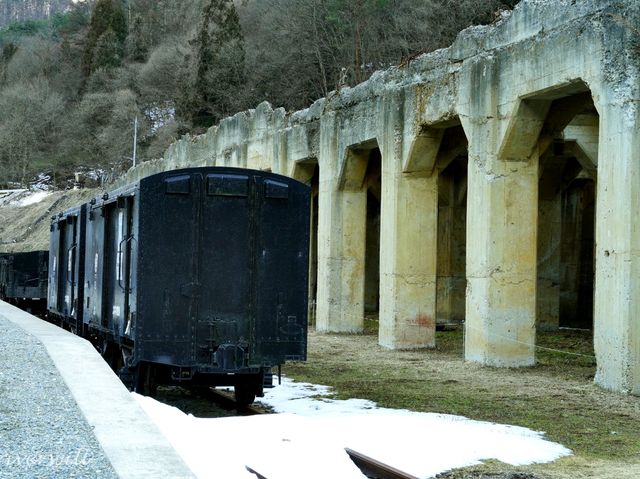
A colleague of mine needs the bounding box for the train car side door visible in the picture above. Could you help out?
[48,222,60,311]
[58,214,78,317]
[102,197,134,337]
[85,204,105,328]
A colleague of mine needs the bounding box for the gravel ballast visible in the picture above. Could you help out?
[0,315,117,479]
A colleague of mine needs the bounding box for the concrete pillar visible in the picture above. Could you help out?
[593,99,640,394]
[560,179,595,328]
[450,198,468,323]
[364,192,380,312]
[437,162,468,325]
[315,115,368,332]
[379,173,438,348]
[315,166,367,332]
[379,102,439,349]
[461,91,543,366]
[309,190,318,325]
[437,174,456,324]
[291,160,319,326]
[536,195,561,330]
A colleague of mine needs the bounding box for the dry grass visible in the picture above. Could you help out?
[0,189,97,253]
[284,325,640,478]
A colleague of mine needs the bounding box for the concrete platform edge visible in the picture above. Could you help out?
[0,301,196,479]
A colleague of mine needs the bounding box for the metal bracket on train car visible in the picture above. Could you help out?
[170,367,193,381]
[117,235,134,292]
[66,244,77,285]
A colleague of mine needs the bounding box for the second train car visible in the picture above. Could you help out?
[0,250,49,312]
[48,167,310,404]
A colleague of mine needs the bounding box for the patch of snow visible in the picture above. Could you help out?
[146,102,176,134]
[30,173,52,191]
[133,377,571,479]
[10,190,51,207]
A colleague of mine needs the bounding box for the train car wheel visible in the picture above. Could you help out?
[118,366,137,391]
[135,362,158,397]
[234,383,256,407]
[101,342,122,371]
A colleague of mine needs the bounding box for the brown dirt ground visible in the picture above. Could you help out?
[284,327,640,479]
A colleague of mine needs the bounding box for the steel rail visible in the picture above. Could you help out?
[199,387,268,415]
[345,447,419,479]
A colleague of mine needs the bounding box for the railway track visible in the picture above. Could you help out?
[345,448,419,479]
[208,393,418,479]
[152,385,269,418]
[204,387,269,415]
[246,449,419,479]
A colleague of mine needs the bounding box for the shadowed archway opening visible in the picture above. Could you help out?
[364,149,381,314]
[531,86,598,368]
[292,159,319,326]
[435,125,468,328]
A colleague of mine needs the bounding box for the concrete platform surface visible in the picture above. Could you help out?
[0,300,196,479]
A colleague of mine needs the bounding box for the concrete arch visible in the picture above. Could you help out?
[114,1,640,394]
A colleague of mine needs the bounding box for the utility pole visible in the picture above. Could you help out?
[132,115,138,167]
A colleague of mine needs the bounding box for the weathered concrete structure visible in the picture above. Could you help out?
[117,0,640,395]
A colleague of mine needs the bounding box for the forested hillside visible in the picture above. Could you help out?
[0,0,72,28]
[0,0,518,188]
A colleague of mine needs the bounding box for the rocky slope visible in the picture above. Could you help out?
[0,188,97,253]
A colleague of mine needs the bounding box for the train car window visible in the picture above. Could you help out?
[264,179,289,199]
[164,175,191,195]
[207,174,248,197]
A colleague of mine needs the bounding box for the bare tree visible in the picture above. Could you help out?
[0,76,64,185]
[239,0,515,110]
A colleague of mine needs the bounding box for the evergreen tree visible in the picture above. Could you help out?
[183,0,246,129]
[93,28,124,70]
[0,42,17,85]
[127,14,148,63]
[82,0,127,79]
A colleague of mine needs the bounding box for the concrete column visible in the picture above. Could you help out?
[537,195,561,330]
[450,198,468,323]
[436,163,467,326]
[379,97,439,349]
[315,175,367,332]
[559,180,595,328]
[364,195,380,312]
[461,94,542,366]
[315,116,367,332]
[437,176,455,324]
[593,99,640,394]
[379,172,438,348]
[290,160,319,326]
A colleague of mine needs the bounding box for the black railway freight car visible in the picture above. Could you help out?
[0,250,49,312]
[48,167,310,404]
[48,204,86,329]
